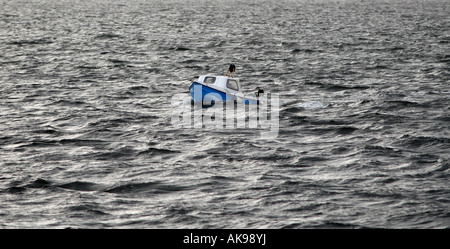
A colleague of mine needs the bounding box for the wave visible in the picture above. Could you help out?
[396,135,450,149]
[57,181,102,191]
[67,204,109,216]
[50,99,88,106]
[138,147,180,156]
[5,178,52,194]
[95,33,124,39]
[359,144,403,158]
[18,140,59,148]
[104,181,187,194]
[7,37,54,46]
[4,178,189,196]
[336,126,358,135]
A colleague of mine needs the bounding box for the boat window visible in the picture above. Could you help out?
[227,79,239,91]
[204,77,216,84]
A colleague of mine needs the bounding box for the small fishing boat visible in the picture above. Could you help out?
[189,65,264,107]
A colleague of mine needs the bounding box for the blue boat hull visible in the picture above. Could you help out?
[189,82,259,107]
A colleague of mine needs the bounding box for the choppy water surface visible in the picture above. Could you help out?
[0,0,449,228]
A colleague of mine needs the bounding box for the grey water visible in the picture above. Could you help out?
[0,0,449,228]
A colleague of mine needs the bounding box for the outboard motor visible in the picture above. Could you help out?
[255,87,264,98]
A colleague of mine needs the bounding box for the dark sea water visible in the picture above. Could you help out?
[1,0,449,229]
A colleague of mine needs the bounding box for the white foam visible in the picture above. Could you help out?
[298,101,328,109]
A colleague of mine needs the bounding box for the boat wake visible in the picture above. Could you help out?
[298,100,329,109]
[280,99,329,109]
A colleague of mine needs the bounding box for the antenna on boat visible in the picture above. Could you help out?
[225,64,235,78]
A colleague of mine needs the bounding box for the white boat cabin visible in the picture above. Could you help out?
[197,75,241,93]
